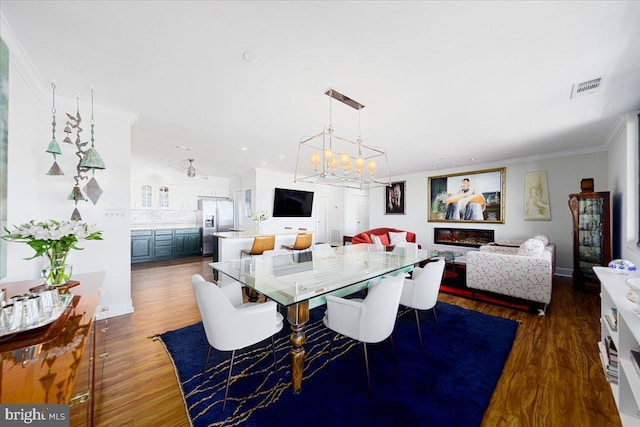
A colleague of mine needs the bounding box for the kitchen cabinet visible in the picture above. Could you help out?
[131,230,153,263]
[131,228,201,263]
[154,229,174,259]
[568,179,611,291]
[174,229,202,257]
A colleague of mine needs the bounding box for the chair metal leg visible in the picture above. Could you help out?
[389,334,398,367]
[414,309,424,349]
[431,307,440,334]
[363,342,372,396]
[223,350,236,411]
[203,345,213,374]
[271,336,278,375]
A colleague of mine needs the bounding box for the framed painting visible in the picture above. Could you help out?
[0,38,8,279]
[524,170,551,220]
[385,181,405,215]
[428,167,505,223]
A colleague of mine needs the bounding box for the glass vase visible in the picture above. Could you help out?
[256,222,263,235]
[42,256,73,287]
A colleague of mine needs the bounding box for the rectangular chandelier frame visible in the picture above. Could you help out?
[294,89,391,190]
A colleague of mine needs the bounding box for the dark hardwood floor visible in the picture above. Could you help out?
[94,257,621,426]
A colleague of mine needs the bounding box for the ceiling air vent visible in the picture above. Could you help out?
[570,76,603,99]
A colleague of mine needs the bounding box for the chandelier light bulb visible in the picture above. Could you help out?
[344,159,352,172]
[324,148,333,163]
[329,157,338,170]
[310,152,321,168]
[367,160,377,174]
[355,156,365,172]
[340,152,350,167]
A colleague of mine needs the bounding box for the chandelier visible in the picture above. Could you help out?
[294,89,390,189]
[187,159,196,177]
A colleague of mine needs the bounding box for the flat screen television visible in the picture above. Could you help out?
[273,188,314,217]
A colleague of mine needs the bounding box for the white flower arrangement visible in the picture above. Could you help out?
[250,209,269,223]
[2,220,103,285]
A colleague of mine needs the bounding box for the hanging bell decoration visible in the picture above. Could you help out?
[45,82,64,175]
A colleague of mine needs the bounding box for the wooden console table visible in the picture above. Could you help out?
[0,272,105,426]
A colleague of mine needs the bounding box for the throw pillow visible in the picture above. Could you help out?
[373,233,390,246]
[370,234,385,250]
[517,238,545,257]
[389,231,408,245]
[359,233,372,244]
[534,234,549,246]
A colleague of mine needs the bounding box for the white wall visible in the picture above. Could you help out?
[229,168,346,241]
[369,151,609,274]
[0,25,136,319]
[609,112,640,267]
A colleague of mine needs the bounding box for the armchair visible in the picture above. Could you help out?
[322,274,405,394]
[466,239,555,314]
[192,274,284,410]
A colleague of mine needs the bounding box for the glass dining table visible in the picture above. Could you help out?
[211,244,430,393]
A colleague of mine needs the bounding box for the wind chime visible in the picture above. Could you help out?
[45,82,106,220]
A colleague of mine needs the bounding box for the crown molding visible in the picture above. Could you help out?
[0,12,47,101]
[603,115,627,150]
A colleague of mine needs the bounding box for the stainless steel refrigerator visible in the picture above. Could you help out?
[197,197,234,256]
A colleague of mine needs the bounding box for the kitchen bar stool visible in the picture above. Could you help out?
[240,235,275,301]
[281,233,313,262]
[241,235,276,259]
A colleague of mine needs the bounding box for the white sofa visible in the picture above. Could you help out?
[466,237,555,314]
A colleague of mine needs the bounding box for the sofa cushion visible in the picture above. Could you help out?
[517,238,545,257]
[534,234,549,246]
[370,234,384,249]
[389,231,408,245]
[371,233,390,246]
[359,233,372,244]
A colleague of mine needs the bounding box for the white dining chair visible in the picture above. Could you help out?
[399,259,445,348]
[322,273,405,394]
[312,243,337,260]
[191,274,284,411]
[263,248,296,267]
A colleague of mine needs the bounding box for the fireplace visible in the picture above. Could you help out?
[434,227,495,248]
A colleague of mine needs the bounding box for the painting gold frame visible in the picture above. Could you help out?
[428,167,506,224]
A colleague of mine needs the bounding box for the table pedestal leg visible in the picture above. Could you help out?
[244,287,259,302]
[287,301,309,394]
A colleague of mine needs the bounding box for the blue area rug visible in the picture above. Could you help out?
[158,302,518,427]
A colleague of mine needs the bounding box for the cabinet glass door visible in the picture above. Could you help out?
[577,196,604,279]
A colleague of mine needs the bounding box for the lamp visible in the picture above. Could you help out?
[294,89,390,189]
[187,159,196,177]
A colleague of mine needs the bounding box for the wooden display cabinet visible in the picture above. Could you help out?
[568,181,611,291]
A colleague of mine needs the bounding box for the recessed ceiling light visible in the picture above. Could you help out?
[279,155,285,158]
[242,51,257,63]
[469,158,475,161]
[241,147,248,151]
[173,144,192,151]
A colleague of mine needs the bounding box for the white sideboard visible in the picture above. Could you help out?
[594,267,640,426]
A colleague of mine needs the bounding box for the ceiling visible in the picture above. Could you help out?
[2,1,640,180]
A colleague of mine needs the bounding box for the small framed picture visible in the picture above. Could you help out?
[385,181,406,215]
